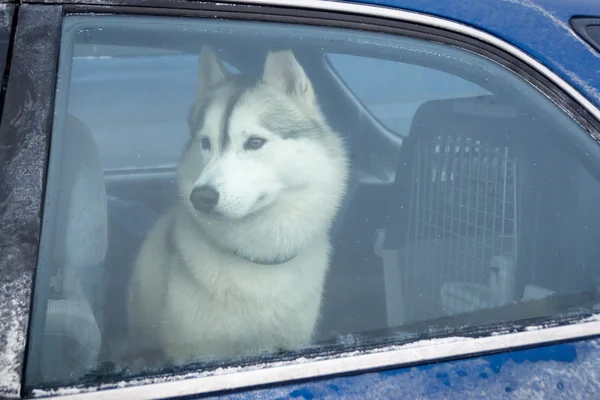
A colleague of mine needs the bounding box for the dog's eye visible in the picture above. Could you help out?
[244,137,266,150]
[201,137,211,150]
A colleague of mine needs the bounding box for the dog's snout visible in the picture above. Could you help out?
[190,185,220,212]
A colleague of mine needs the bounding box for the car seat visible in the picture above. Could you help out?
[39,114,107,383]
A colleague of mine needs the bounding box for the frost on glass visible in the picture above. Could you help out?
[25,14,600,392]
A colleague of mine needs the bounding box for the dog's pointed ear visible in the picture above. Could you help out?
[189,46,227,133]
[262,50,315,106]
[197,45,227,94]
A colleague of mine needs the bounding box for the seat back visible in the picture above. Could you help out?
[40,114,108,382]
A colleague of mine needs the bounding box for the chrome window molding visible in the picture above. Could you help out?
[35,319,600,399]
[24,1,600,398]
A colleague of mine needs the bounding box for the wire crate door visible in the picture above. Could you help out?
[401,135,518,324]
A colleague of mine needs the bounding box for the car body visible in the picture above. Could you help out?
[1,0,600,399]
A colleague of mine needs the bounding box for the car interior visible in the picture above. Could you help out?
[30,18,600,387]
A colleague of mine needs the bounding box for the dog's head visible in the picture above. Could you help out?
[178,46,346,222]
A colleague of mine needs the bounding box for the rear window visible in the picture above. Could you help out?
[326,53,489,136]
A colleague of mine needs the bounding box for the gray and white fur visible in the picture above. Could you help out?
[127,46,349,365]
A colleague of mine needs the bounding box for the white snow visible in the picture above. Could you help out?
[0,274,32,397]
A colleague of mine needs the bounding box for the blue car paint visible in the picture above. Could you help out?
[203,1,600,398]
[354,0,600,108]
[206,337,600,399]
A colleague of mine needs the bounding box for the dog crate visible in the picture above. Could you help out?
[398,134,518,323]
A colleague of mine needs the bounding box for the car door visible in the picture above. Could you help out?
[1,1,600,399]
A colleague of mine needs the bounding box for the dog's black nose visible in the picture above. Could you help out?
[190,185,219,212]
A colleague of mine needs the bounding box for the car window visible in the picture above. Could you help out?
[26,14,600,392]
[69,45,240,172]
[326,53,490,136]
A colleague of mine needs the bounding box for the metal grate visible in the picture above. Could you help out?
[402,135,518,323]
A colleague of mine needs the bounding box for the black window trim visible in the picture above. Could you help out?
[1,0,600,398]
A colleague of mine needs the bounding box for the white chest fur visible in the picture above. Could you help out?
[128,210,331,364]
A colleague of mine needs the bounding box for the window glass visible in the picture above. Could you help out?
[326,53,490,136]
[28,14,600,389]
[69,44,240,171]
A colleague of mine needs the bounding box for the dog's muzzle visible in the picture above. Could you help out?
[190,185,219,213]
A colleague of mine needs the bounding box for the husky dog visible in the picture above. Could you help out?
[127,46,349,364]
